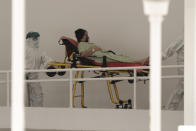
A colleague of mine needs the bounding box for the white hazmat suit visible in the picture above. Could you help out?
[162,35,184,110]
[26,33,52,107]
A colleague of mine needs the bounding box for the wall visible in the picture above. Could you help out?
[0,0,11,70]
[0,0,11,106]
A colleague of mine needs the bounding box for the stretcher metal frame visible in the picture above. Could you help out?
[47,37,149,108]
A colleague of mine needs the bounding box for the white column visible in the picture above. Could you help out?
[179,126,196,131]
[143,1,169,131]
[184,0,196,125]
[11,0,25,131]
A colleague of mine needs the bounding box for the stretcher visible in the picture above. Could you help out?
[47,36,149,109]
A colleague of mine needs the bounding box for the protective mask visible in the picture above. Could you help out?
[33,40,39,47]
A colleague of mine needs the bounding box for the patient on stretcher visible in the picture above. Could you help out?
[75,29,149,65]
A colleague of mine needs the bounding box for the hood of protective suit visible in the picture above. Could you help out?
[25,38,53,70]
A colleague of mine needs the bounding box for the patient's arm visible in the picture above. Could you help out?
[80,47,102,57]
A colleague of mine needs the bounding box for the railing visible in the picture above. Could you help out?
[0,65,183,109]
[0,71,11,107]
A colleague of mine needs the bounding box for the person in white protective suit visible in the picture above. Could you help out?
[25,32,52,107]
[162,35,184,110]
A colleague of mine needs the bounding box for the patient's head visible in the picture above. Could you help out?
[75,28,89,42]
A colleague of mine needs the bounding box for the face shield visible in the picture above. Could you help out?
[26,32,40,48]
[32,37,40,48]
[26,37,40,48]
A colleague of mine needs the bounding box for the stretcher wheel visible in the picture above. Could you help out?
[128,99,132,109]
[46,66,57,77]
[116,105,120,109]
[124,104,128,109]
[82,105,87,108]
[58,72,66,76]
[57,66,66,76]
[128,99,132,105]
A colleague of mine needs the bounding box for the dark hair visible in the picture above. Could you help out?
[75,28,86,42]
[26,32,40,39]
